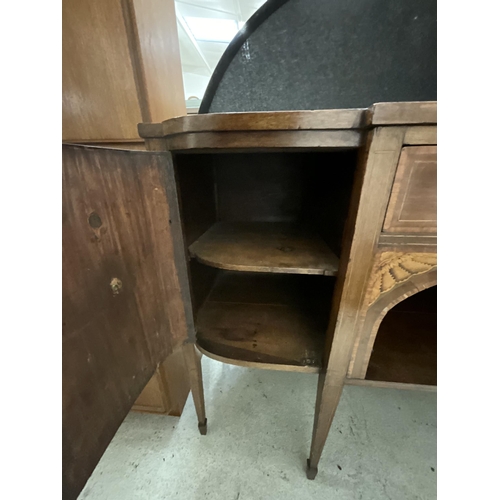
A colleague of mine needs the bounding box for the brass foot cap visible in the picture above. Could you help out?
[306,459,318,480]
[198,418,207,435]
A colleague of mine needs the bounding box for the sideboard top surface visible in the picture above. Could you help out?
[138,101,437,145]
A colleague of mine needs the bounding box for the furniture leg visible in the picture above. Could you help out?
[183,342,207,435]
[307,372,345,479]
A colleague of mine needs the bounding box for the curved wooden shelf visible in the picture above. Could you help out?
[196,344,320,373]
[188,222,339,276]
[195,272,333,371]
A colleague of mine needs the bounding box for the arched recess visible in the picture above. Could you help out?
[349,268,437,380]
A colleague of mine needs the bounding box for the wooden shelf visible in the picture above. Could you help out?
[195,272,334,371]
[188,221,339,276]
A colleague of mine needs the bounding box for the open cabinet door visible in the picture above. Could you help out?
[62,145,194,499]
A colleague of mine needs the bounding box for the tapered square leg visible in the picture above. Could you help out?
[307,372,345,478]
[183,343,207,435]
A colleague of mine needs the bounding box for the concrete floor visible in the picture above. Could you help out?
[79,357,436,500]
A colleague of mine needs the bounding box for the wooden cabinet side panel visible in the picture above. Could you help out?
[132,371,168,412]
[62,145,189,499]
[159,346,191,416]
[132,345,191,415]
[132,0,187,122]
[62,0,144,141]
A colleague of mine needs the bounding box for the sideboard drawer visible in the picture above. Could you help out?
[383,146,437,234]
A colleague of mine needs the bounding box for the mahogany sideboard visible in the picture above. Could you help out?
[62,101,436,496]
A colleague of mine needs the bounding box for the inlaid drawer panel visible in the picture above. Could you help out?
[383,146,437,234]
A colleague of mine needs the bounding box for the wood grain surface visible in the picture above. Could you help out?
[383,146,437,233]
[369,101,437,125]
[63,0,143,140]
[63,0,185,142]
[189,222,340,276]
[162,130,362,151]
[132,345,191,415]
[138,108,367,137]
[196,272,334,369]
[62,145,190,499]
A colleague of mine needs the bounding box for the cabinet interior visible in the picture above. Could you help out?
[174,149,358,370]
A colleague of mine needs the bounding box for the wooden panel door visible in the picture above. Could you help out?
[62,145,193,499]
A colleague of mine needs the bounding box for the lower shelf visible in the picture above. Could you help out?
[195,272,334,372]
